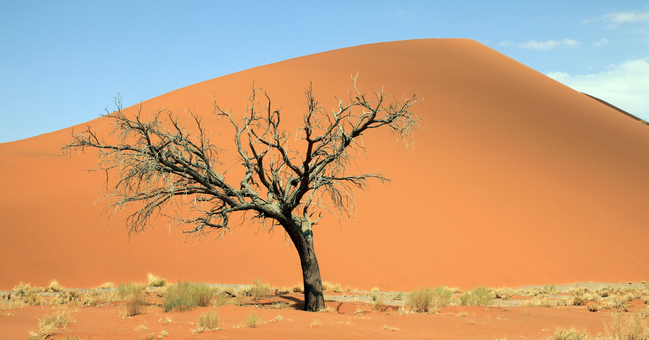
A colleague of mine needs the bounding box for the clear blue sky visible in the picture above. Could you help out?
[1,1,648,143]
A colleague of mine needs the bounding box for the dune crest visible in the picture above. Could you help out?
[1,39,648,291]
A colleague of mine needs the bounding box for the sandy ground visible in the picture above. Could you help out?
[2,282,649,339]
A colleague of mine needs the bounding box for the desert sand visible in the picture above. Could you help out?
[1,38,648,294]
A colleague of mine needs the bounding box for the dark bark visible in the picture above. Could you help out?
[282,216,325,311]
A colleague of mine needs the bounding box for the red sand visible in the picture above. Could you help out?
[0,302,624,340]
[1,39,648,292]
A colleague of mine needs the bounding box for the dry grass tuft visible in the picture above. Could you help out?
[407,286,453,312]
[118,283,147,317]
[373,294,385,310]
[522,297,553,308]
[460,287,493,306]
[603,295,629,312]
[29,309,75,339]
[606,312,649,340]
[24,289,44,306]
[196,311,219,332]
[553,328,589,340]
[45,280,65,292]
[163,281,213,312]
[249,278,274,300]
[291,283,304,294]
[491,287,514,300]
[97,282,115,289]
[147,273,167,287]
[542,283,558,295]
[245,311,262,328]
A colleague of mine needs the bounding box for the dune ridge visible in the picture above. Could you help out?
[1,39,648,291]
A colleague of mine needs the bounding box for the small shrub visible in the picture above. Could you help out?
[460,287,493,306]
[553,327,589,340]
[393,292,404,301]
[119,283,147,317]
[407,286,453,312]
[29,310,74,339]
[245,311,261,328]
[332,283,343,293]
[587,302,599,312]
[24,289,44,306]
[147,273,167,287]
[45,280,65,292]
[607,312,649,340]
[163,281,213,312]
[249,278,273,300]
[197,311,219,331]
[369,292,378,301]
[571,295,586,306]
[603,296,629,312]
[373,295,385,310]
[292,284,304,293]
[522,297,553,308]
[213,292,230,307]
[542,283,558,295]
[371,286,380,293]
[491,287,513,300]
[13,282,32,297]
[97,282,115,289]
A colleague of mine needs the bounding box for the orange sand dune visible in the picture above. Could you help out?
[1,39,648,291]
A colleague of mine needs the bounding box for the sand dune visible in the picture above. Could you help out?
[1,39,648,291]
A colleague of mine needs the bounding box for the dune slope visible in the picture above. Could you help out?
[1,39,648,291]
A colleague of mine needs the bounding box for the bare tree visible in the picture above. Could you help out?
[64,76,421,311]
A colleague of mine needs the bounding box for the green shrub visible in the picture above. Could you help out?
[460,287,493,306]
[406,286,453,312]
[163,281,213,312]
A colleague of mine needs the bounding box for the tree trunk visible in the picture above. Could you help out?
[282,216,325,312]
[299,237,325,311]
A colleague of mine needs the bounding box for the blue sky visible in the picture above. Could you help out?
[1,1,648,143]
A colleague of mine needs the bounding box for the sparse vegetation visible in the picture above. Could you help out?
[373,294,385,310]
[163,281,213,312]
[45,280,65,292]
[249,278,274,299]
[29,309,74,339]
[197,311,220,332]
[245,311,262,328]
[118,283,147,317]
[606,312,649,340]
[460,286,493,306]
[553,328,589,340]
[603,295,629,312]
[407,286,453,312]
[542,283,558,295]
[147,273,167,287]
[491,287,514,300]
[521,297,553,308]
